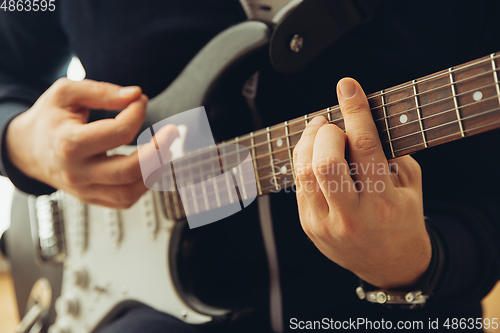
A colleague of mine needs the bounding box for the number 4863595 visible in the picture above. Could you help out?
[1,0,56,11]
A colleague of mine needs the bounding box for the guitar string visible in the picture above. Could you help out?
[162,116,500,218]
[237,68,500,148]
[167,105,500,206]
[158,54,500,217]
[367,67,497,113]
[247,104,500,179]
[250,92,500,166]
[152,55,500,188]
[240,80,499,154]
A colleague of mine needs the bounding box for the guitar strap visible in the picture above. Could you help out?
[241,70,284,332]
[269,0,387,73]
[238,1,385,331]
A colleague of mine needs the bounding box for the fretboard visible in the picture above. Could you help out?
[159,52,500,221]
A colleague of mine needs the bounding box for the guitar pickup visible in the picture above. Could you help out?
[28,191,67,265]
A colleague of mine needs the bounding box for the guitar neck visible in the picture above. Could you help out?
[160,52,500,221]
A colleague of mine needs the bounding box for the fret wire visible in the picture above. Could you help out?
[412,80,428,148]
[368,67,498,114]
[200,174,210,211]
[220,143,235,204]
[196,150,210,211]
[326,107,332,122]
[284,120,296,180]
[381,95,500,145]
[250,132,263,195]
[210,147,222,208]
[178,186,190,217]
[448,68,465,137]
[491,53,500,107]
[234,137,248,200]
[380,82,499,132]
[266,127,279,191]
[380,90,395,158]
[376,81,496,132]
[393,114,500,154]
[366,54,500,112]
[304,114,309,126]
[391,105,500,152]
[187,166,200,214]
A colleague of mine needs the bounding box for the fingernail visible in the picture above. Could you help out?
[338,78,356,98]
[119,86,141,97]
[309,116,327,125]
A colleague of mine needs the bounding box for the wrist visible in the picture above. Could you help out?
[355,219,445,308]
[5,112,36,178]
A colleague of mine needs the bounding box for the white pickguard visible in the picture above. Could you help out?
[49,126,211,333]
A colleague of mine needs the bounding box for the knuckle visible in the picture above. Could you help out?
[60,170,81,186]
[311,157,343,178]
[312,157,331,177]
[295,164,315,183]
[117,190,137,208]
[351,134,378,156]
[57,136,79,160]
[309,221,329,238]
[90,81,109,96]
[343,103,367,116]
[51,78,71,96]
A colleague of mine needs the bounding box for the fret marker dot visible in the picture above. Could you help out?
[280,166,287,175]
[399,114,408,124]
[276,138,283,147]
[473,91,483,101]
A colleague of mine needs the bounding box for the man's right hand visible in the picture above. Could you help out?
[5,78,179,208]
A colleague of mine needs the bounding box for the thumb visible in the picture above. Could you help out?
[53,78,143,110]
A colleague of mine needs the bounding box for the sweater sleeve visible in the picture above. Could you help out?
[425,197,500,304]
[0,10,71,195]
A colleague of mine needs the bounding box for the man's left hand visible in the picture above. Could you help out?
[293,78,431,289]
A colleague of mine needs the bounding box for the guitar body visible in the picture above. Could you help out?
[9,21,273,333]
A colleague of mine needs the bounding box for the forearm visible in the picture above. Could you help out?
[0,100,57,195]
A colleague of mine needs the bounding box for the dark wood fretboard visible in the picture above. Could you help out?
[159,53,500,221]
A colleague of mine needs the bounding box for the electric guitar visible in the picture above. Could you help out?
[8,5,500,333]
